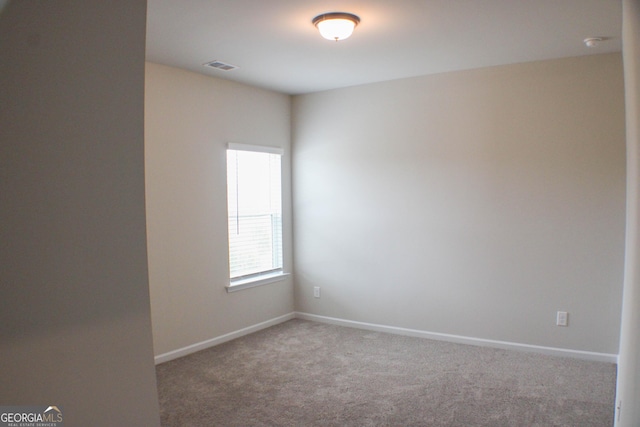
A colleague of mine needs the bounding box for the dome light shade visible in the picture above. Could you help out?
[313,12,360,41]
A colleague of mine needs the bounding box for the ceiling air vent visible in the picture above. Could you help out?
[203,60,238,71]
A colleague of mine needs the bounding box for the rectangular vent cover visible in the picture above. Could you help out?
[203,60,238,71]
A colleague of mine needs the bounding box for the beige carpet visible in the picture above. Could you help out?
[156,319,616,426]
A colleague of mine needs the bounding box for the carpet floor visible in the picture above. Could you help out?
[156,319,616,426]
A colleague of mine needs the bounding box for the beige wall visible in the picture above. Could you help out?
[145,63,294,357]
[293,53,626,355]
[0,1,160,425]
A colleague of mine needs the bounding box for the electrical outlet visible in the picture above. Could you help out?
[313,286,320,298]
[556,311,568,326]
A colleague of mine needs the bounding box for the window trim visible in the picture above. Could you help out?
[225,271,290,293]
[225,142,287,292]
[227,142,284,156]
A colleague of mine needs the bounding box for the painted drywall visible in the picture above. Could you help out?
[293,54,626,354]
[615,0,640,425]
[0,1,160,426]
[145,63,294,356]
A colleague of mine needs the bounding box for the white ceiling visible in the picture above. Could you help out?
[146,0,622,95]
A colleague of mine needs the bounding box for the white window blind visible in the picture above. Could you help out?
[226,144,283,280]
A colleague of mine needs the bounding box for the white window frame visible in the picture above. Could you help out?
[225,143,288,292]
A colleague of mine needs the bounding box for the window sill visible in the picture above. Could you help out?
[226,272,290,293]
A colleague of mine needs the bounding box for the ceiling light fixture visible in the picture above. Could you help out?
[312,12,360,41]
[583,37,603,47]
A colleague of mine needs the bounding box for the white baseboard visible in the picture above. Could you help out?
[154,312,296,365]
[154,311,618,365]
[295,312,618,364]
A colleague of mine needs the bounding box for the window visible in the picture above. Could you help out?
[226,143,284,290]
